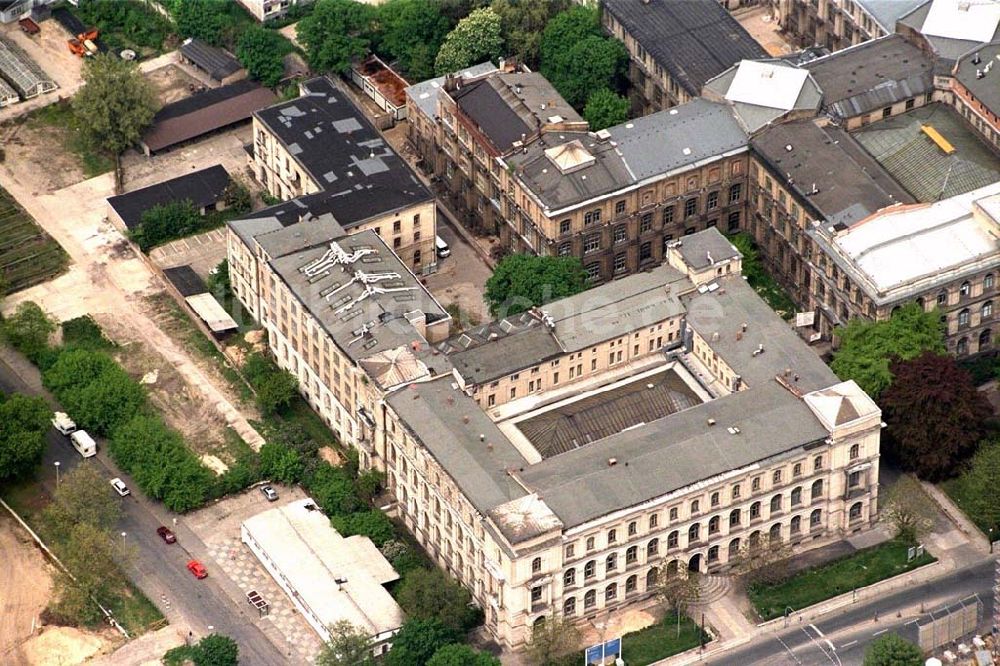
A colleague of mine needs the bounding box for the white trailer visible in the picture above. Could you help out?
[69,430,96,458]
[51,411,77,435]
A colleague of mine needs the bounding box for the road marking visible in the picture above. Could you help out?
[775,635,802,664]
[873,629,889,636]
[840,640,858,649]
[810,623,825,637]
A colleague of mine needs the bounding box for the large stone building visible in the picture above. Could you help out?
[234,0,313,22]
[601,0,768,114]
[380,228,881,647]
[249,77,437,274]
[772,0,925,51]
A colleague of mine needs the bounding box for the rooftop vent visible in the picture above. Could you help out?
[608,457,618,467]
[595,128,612,141]
[682,147,692,156]
[547,115,564,123]
[707,418,716,426]
[544,140,596,175]
[727,426,741,435]
[752,344,765,357]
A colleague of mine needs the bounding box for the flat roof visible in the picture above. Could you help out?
[603,0,768,97]
[899,0,1000,62]
[673,230,742,271]
[163,265,208,297]
[107,165,231,230]
[242,498,403,638]
[954,41,1000,121]
[857,0,928,31]
[386,376,529,515]
[354,56,408,107]
[751,119,913,227]
[185,293,238,333]
[724,60,810,111]
[143,81,276,153]
[404,62,498,121]
[254,77,431,227]
[705,59,823,133]
[179,38,242,81]
[921,0,1000,43]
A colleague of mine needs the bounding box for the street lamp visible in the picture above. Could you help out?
[54,461,60,488]
[121,531,127,557]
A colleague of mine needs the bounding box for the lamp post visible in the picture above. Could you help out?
[54,461,61,488]
[121,531,127,557]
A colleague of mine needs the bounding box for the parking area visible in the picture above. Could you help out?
[0,19,84,123]
[184,484,323,665]
[121,123,253,192]
[149,228,228,279]
[423,212,493,326]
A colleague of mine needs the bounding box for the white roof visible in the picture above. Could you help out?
[832,182,1000,292]
[724,60,810,111]
[921,0,1000,43]
[242,499,404,638]
[804,380,880,431]
[184,294,238,333]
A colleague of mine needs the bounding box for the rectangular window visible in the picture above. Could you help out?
[639,213,652,233]
[663,206,675,225]
[560,219,571,234]
[614,225,627,244]
[558,242,571,256]
[584,234,601,254]
[639,242,652,261]
[614,253,626,273]
[729,183,742,203]
[393,220,401,234]
[707,191,719,210]
[615,200,626,216]
[585,263,601,281]
[684,198,698,218]
[727,210,740,231]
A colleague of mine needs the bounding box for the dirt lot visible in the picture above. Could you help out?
[0,514,53,662]
[145,63,201,107]
[0,111,90,193]
[0,21,84,124]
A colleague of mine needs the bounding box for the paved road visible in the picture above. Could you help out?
[704,559,996,665]
[0,356,289,664]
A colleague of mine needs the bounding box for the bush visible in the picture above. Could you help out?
[242,352,299,414]
[355,469,385,502]
[394,567,481,634]
[259,442,304,484]
[129,200,206,252]
[302,462,363,516]
[385,618,462,666]
[330,509,395,546]
[43,348,144,437]
[61,316,115,351]
[0,393,51,481]
[2,301,55,363]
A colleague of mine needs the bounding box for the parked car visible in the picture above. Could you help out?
[260,485,278,502]
[156,526,176,544]
[187,559,208,579]
[109,477,130,497]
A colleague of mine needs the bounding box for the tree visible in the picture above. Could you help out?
[484,254,588,317]
[237,25,293,87]
[330,509,395,547]
[394,567,480,633]
[297,0,376,74]
[583,88,628,130]
[960,439,1000,535]
[881,351,992,480]
[879,475,937,545]
[654,567,701,617]
[172,0,229,46]
[524,613,581,666]
[254,367,298,414]
[43,348,119,397]
[540,6,627,109]
[70,368,147,435]
[434,7,503,75]
[193,634,239,666]
[385,618,461,666]
[491,0,570,69]
[316,620,375,666]
[130,200,202,252]
[0,394,51,481]
[377,0,451,81]
[303,462,363,516]
[43,464,122,541]
[830,303,945,400]
[863,633,923,666]
[60,522,127,605]
[3,301,54,362]
[354,469,384,502]
[259,442,304,484]
[73,55,157,156]
[428,643,501,666]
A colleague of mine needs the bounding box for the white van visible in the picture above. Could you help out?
[70,430,97,458]
[52,412,77,436]
[435,235,451,258]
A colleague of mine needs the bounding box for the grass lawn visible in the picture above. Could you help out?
[749,540,937,621]
[0,186,68,294]
[25,102,115,178]
[942,475,996,536]
[621,613,708,665]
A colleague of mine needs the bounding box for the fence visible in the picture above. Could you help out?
[912,594,983,653]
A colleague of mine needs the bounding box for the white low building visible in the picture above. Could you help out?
[241,498,404,654]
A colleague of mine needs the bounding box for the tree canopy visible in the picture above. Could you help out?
[376,0,451,81]
[583,88,628,130]
[863,633,923,666]
[170,0,250,50]
[879,475,936,545]
[490,0,570,69]
[955,439,1000,535]
[394,567,481,634]
[540,5,627,109]
[435,7,504,75]
[316,621,374,666]
[830,303,945,399]
[73,55,157,155]
[881,351,992,480]
[525,613,581,666]
[259,442,304,485]
[297,0,375,74]
[428,643,501,666]
[237,25,294,87]
[0,393,51,482]
[43,464,122,541]
[485,254,588,317]
[2,301,54,363]
[384,618,461,666]
[330,509,395,547]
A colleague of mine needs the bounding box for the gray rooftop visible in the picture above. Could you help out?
[858,0,927,31]
[404,62,498,122]
[264,228,448,364]
[179,38,242,82]
[804,35,935,119]
[751,119,913,227]
[444,320,562,386]
[674,230,743,271]
[386,377,529,515]
[899,1,1000,63]
[703,61,824,133]
[954,41,1000,119]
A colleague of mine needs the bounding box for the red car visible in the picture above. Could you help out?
[187,559,208,579]
[156,526,176,544]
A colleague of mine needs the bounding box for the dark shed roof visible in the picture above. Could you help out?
[106,165,231,230]
[180,38,243,82]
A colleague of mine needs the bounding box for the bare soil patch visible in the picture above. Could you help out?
[0,118,86,193]
[144,64,201,107]
[0,514,54,662]
[19,626,110,666]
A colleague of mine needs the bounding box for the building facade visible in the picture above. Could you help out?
[234,0,313,22]
[771,0,925,51]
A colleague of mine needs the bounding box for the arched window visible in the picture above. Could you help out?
[961,281,971,298]
[688,523,700,542]
[769,523,782,542]
[958,337,969,355]
[850,502,863,521]
[667,530,678,548]
[749,530,761,549]
[849,444,860,460]
[708,516,720,534]
[791,486,802,506]
[564,568,575,587]
[690,499,700,514]
[750,501,761,519]
[959,309,970,327]
[626,545,638,565]
[606,553,617,572]
[811,479,824,500]
[666,559,679,575]
[729,509,741,527]
[790,515,802,534]
[770,494,782,514]
[648,538,660,556]
[605,583,617,601]
[584,589,596,608]
[626,575,637,595]
[531,557,541,574]
[646,567,659,590]
[984,301,994,320]
[533,616,545,628]
[584,560,596,579]
[810,508,822,527]
[728,538,740,558]
[586,536,595,551]
[564,597,576,616]
[981,329,992,350]
[708,545,719,562]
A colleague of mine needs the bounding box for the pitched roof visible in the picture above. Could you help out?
[179,38,242,82]
[404,61,498,121]
[106,165,231,230]
[603,0,768,96]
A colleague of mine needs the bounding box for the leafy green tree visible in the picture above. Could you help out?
[316,620,374,666]
[0,394,51,481]
[42,348,119,397]
[377,0,451,81]
[385,618,461,666]
[863,633,923,666]
[525,613,581,666]
[959,439,1000,535]
[583,88,628,130]
[70,368,147,435]
[130,200,202,252]
[330,509,395,546]
[428,643,500,666]
[435,7,503,75]
[303,462,363,516]
[540,5,627,108]
[43,464,123,541]
[830,303,946,399]
[77,0,173,50]
[654,567,701,617]
[259,442,304,484]
[222,179,252,214]
[193,634,239,666]
[491,0,569,69]
[171,0,250,49]
[237,25,293,87]
[2,301,54,362]
[881,351,991,480]
[484,254,588,317]
[394,567,480,633]
[297,0,376,74]
[254,367,298,414]
[354,469,384,502]
[879,475,937,545]
[61,522,126,606]
[73,55,157,156]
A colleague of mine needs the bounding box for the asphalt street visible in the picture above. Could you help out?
[704,558,996,665]
[0,356,289,664]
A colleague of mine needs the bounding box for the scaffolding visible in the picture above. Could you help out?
[0,37,56,100]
